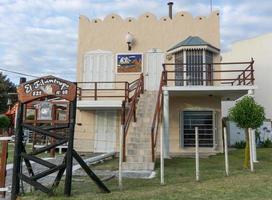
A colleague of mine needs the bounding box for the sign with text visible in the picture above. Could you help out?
[17,76,77,103]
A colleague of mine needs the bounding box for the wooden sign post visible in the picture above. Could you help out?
[11,76,110,200]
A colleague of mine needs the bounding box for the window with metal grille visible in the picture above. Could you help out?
[182,110,214,147]
[186,50,203,86]
[174,50,214,86]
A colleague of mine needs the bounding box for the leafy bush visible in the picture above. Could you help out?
[233,141,246,149]
[0,115,10,129]
[228,96,265,169]
[26,114,35,120]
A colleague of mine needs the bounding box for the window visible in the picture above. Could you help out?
[182,110,214,147]
[174,50,213,86]
[186,50,203,86]
[83,51,114,89]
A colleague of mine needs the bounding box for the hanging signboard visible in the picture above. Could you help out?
[17,76,77,103]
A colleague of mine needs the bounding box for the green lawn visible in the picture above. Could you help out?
[0,143,57,164]
[0,143,16,164]
[22,148,272,200]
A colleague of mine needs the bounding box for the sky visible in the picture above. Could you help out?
[0,0,272,83]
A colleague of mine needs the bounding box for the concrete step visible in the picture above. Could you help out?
[126,156,152,163]
[122,162,155,171]
[124,91,158,171]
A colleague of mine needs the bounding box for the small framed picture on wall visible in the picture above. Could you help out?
[116,53,143,73]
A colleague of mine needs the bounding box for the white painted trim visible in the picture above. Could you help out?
[163,85,257,92]
[0,136,14,141]
[0,187,9,192]
[85,49,113,55]
[168,45,220,55]
[77,100,122,109]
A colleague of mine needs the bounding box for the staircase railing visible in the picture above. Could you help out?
[151,70,166,162]
[121,73,144,161]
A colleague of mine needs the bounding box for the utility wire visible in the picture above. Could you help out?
[0,67,39,78]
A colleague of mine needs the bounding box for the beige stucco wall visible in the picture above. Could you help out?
[77,11,220,84]
[75,10,221,153]
[75,110,121,152]
[168,95,223,154]
[222,33,272,119]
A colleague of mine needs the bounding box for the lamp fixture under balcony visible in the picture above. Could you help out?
[125,32,134,51]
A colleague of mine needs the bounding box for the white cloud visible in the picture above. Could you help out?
[0,0,272,83]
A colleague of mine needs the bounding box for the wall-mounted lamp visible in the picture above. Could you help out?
[125,32,134,51]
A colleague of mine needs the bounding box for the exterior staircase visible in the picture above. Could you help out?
[122,91,158,172]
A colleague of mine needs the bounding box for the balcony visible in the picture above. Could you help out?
[161,60,256,101]
[76,74,144,109]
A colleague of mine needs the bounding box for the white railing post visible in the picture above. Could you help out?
[118,125,124,190]
[195,127,199,181]
[160,125,164,185]
[248,128,254,172]
[223,127,229,176]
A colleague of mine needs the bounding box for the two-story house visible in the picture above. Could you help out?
[74,3,256,172]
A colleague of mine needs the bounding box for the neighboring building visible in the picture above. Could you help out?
[222,33,272,120]
[74,3,256,171]
[226,120,272,146]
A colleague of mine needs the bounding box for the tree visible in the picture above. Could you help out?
[0,73,17,113]
[0,115,10,129]
[228,96,265,169]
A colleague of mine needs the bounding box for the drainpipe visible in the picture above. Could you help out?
[168,2,174,19]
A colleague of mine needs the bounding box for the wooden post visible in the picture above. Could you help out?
[11,103,24,200]
[64,97,77,196]
[50,105,56,158]
[195,127,199,181]
[94,82,97,100]
[249,128,254,172]
[251,58,255,85]
[160,124,164,185]
[125,82,129,102]
[223,127,229,176]
[0,133,8,198]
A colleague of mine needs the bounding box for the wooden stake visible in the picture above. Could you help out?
[195,127,199,181]
[223,127,229,176]
[249,128,254,172]
[160,125,164,185]
[118,125,123,190]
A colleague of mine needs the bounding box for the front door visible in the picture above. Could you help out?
[145,51,164,91]
[94,111,116,153]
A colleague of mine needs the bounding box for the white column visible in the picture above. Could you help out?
[195,127,200,181]
[163,90,170,158]
[248,128,254,172]
[223,127,229,176]
[118,125,124,190]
